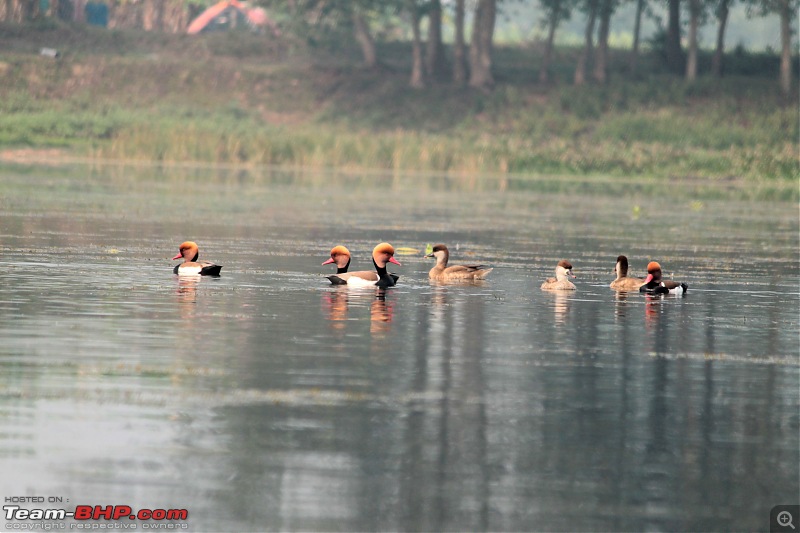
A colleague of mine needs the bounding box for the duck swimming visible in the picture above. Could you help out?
[610,255,645,291]
[172,241,222,276]
[425,244,493,281]
[639,261,688,295]
[326,243,401,288]
[323,244,400,285]
[540,260,576,290]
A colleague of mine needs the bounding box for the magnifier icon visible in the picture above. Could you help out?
[778,511,796,530]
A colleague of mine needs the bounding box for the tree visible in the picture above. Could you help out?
[22,0,35,19]
[453,0,468,84]
[538,0,572,84]
[426,0,447,78]
[353,8,378,68]
[469,0,496,89]
[574,0,598,85]
[776,0,796,98]
[629,0,647,74]
[685,0,703,81]
[142,0,163,31]
[1,0,11,21]
[408,0,426,87]
[161,0,189,32]
[349,1,397,69]
[4,0,37,21]
[746,0,797,98]
[665,0,684,73]
[711,0,732,76]
[593,0,617,83]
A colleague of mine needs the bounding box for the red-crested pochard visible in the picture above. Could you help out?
[322,245,352,274]
[425,244,493,281]
[323,244,399,284]
[172,241,222,276]
[610,255,645,291]
[326,243,401,288]
[540,260,576,290]
[639,261,688,295]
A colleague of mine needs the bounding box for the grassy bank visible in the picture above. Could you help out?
[0,23,797,186]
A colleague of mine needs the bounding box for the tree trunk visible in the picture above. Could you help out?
[453,0,467,85]
[426,0,447,78]
[353,11,378,68]
[73,0,85,22]
[15,0,36,20]
[629,0,644,75]
[410,6,425,88]
[711,0,729,77]
[164,0,189,33]
[468,0,496,90]
[666,0,683,74]
[778,0,792,98]
[685,0,699,82]
[6,0,18,22]
[593,0,612,83]
[142,0,162,31]
[539,8,560,84]
[574,0,597,86]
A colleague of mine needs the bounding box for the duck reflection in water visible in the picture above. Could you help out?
[614,290,630,319]
[549,290,574,324]
[321,288,350,331]
[644,293,663,326]
[370,289,394,336]
[176,275,200,301]
[321,287,394,335]
[174,276,201,320]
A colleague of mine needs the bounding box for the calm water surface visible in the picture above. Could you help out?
[0,164,798,532]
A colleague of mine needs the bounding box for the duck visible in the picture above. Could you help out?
[540,260,576,290]
[172,241,222,276]
[425,243,493,281]
[639,261,688,295]
[323,244,400,285]
[321,245,352,274]
[326,243,401,288]
[609,255,645,291]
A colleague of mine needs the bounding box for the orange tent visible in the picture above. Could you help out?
[187,0,274,34]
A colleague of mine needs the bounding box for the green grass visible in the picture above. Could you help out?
[0,22,796,188]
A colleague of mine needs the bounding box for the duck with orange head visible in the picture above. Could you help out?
[172,241,222,276]
[639,261,688,295]
[326,243,401,288]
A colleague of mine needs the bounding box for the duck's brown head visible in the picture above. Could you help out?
[322,245,351,269]
[425,243,450,264]
[615,255,629,277]
[173,241,199,262]
[556,259,575,280]
[373,243,401,269]
[644,261,662,284]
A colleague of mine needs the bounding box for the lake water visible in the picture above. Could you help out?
[0,164,797,532]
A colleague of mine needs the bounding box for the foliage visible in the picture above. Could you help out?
[0,25,795,188]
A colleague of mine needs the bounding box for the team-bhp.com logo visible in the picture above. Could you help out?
[4,505,189,529]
